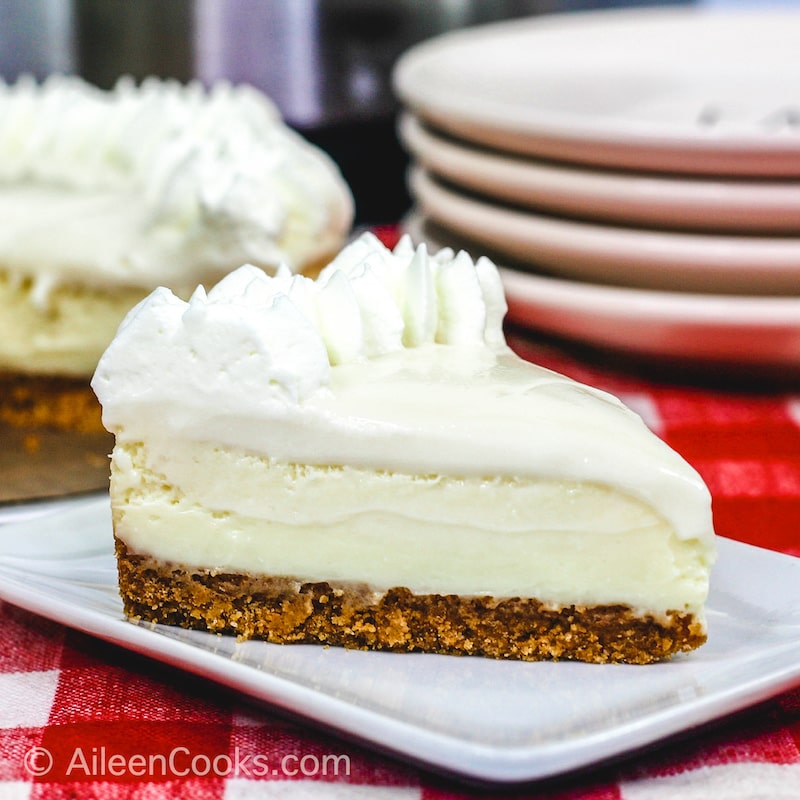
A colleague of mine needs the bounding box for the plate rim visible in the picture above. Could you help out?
[399,114,800,234]
[393,6,800,174]
[0,496,799,784]
[409,167,800,296]
[403,212,800,368]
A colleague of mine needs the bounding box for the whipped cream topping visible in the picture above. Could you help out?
[93,233,715,548]
[0,74,353,298]
[95,231,508,403]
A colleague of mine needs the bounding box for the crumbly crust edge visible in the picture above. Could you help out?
[115,538,706,664]
[0,371,103,433]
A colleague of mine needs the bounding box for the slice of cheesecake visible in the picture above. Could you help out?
[92,233,716,664]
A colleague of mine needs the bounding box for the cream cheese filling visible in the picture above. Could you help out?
[110,440,712,616]
[0,269,146,376]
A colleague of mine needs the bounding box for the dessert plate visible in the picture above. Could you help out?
[0,495,798,785]
[410,168,800,296]
[403,213,800,373]
[393,6,800,175]
[399,114,800,234]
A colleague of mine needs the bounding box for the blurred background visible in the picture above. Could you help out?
[1,0,733,227]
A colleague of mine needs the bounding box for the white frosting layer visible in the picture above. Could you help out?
[93,233,716,551]
[0,75,353,298]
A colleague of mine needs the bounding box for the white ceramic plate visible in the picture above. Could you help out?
[0,496,799,785]
[393,7,800,175]
[410,168,800,296]
[403,213,800,371]
[399,114,800,234]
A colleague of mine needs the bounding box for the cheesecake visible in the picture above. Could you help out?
[0,74,353,432]
[92,232,716,664]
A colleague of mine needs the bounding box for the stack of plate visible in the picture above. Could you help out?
[392,6,800,374]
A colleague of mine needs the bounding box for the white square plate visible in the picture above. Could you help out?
[0,496,798,784]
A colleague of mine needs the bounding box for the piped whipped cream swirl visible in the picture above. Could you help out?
[93,232,507,408]
[0,74,353,296]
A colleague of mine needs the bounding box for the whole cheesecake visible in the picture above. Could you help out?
[0,74,353,433]
[92,232,716,664]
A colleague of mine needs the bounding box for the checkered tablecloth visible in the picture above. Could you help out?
[1,232,799,799]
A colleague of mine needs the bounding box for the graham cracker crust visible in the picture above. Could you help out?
[0,371,103,433]
[115,539,706,664]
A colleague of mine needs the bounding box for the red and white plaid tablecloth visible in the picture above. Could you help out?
[1,230,799,799]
